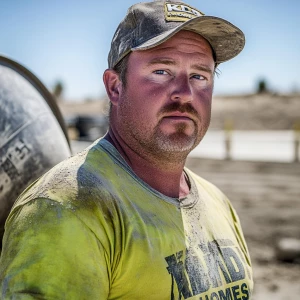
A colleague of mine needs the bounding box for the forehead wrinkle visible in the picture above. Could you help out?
[146,43,211,55]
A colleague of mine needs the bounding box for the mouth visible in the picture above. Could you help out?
[163,113,194,122]
[164,116,192,121]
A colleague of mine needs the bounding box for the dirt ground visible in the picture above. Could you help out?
[185,158,300,300]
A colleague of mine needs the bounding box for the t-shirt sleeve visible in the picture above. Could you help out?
[0,198,110,300]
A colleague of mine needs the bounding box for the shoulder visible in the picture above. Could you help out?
[185,167,239,218]
[5,141,123,241]
[12,140,118,210]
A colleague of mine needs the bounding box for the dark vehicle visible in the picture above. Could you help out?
[73,115,108,141]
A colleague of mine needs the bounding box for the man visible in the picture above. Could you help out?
[0,1,253,299]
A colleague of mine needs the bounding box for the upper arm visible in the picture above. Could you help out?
[0,198,110,300]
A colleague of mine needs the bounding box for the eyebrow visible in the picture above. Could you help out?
[146,58,213,75]
[191,64,214,75]
[146,58,176,67]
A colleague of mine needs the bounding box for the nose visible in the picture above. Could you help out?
[170,75,193,103]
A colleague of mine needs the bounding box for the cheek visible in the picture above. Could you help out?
[129,82,168,113]
[195,87,213,112]
[136,76,170,96]
[121,88,157,126]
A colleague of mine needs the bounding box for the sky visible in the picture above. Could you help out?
[0,0,299,100]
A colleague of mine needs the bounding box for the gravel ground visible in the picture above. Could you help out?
[185,158,300,300]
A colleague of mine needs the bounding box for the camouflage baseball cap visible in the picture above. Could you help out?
[108,0,245,68]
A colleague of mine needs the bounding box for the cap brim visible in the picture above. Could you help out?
[132,16,245,64]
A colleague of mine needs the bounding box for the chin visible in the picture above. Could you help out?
[155,132,198,153]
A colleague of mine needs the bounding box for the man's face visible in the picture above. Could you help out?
[111,30,215,161]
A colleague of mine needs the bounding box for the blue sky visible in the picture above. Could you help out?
[0,0,299,100]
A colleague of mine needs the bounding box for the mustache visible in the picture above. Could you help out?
[159,102,199,118]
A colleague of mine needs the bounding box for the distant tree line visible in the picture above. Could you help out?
[256,79,268,94]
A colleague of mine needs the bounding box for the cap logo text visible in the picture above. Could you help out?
[165,3,204,22]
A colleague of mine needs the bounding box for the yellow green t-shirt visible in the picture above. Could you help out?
[0,139,253,299]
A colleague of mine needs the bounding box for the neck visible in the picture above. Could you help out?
[104,129,190,198]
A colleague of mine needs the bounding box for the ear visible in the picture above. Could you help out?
[103,69,123,106]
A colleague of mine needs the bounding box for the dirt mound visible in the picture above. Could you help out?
[210,93,300,130]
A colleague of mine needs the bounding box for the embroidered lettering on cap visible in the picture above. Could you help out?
[165,3,204,22]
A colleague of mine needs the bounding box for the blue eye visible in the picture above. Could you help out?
[193,74,206,80]
[154,70,168,75]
